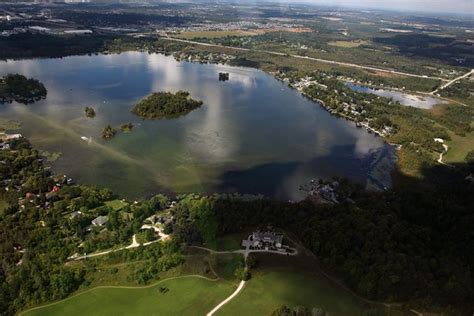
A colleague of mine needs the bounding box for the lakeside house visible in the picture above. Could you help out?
[242,231,284,250]
[91,216,108,227]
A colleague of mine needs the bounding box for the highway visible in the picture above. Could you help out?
[431,69,474,95]
[157,36,449,82]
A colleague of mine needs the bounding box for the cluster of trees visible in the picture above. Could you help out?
[120,122,134,132]
[84,106,96,118]
[0,74,47,104]
[374,34,474,67]
[170,163,474,314]
[271,305,326,316]
[101,124,116,139]
[132,91,203,119]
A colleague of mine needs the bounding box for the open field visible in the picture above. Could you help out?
[176,30,259,39]
[22,276,235,316]
[444,130,474,163]
[328,40,368,48]
[104,199,129,211]
[218,269,371,316]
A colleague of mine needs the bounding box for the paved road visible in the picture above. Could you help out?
[431,69,474,95]
[157,36,447,82]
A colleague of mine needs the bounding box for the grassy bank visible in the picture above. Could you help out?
[22,276,235,316]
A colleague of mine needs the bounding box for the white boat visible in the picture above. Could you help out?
[80,136,91,143]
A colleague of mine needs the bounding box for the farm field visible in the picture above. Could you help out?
[22,276,236,316]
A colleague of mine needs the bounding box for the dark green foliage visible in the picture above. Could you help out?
[234,266,250,281]
[374,34,474,67]
[0,33,113,59]
[120,122,134,132]
[270,305,323,316]
[0,74,47,104]
[132,91,203,119]
[84,107,96,118]
[466,150,474,165]
[171,165,474,313]
[101,125,116,139]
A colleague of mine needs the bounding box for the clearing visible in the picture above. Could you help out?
[22,276,235,316]
[328,40,368,48]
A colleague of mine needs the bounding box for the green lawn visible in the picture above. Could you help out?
[218,270,373,316]
[22,276,235,316]
[104,199,129,211]
[444,130,474,164]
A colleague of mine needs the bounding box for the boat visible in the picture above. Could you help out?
[80,136,92,143]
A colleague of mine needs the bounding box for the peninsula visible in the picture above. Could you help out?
[0,74,47,104]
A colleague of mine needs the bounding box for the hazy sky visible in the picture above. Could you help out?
[303,0,474,14]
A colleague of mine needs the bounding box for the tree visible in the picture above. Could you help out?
[234,267,250,281]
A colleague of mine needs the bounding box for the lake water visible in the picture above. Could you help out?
[346,82,446,109]
[0,52,395,200]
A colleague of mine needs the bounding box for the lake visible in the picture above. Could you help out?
[346,82,446,109]
[0,52,395,200]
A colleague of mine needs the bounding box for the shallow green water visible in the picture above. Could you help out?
[0,52,394,200]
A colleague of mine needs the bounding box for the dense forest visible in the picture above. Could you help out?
[132,91,203,119]
[170,163,474,314]
[374,34,474,67]
[0,74,47,104]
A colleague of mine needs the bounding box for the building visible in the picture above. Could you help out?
[243,231,284,250]
[91,215,108,227]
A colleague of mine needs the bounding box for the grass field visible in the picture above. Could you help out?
[104,199,129,211]
[444,130,474,163]
[217,269,370,316]
[22,276,236,316]
[176,30,258,39]
[328,40,368,48]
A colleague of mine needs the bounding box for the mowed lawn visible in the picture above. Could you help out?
[23,276,235,316]
[218,270,369,316]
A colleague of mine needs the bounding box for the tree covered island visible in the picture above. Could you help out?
[132,91,203,119]
[0,74,47,104]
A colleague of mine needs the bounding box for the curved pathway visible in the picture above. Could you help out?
[206,280,245,316]
[68,234,160,261]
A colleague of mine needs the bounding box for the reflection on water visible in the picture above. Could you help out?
[346,82,446,109]
[0,52,394,200]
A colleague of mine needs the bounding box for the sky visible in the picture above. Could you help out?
[299,0,474,14]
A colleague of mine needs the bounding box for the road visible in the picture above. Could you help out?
[68,234,161,261]
[431,69,474,95]
[156,36,447,82]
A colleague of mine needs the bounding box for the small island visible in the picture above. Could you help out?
[0,74,47,104]
[121,122,134,132]
[85,106,96,118]
[101,125,116,139]
[132,91,203,119]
